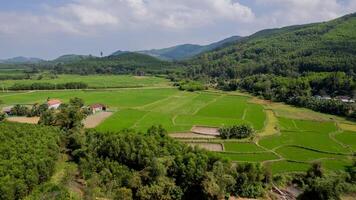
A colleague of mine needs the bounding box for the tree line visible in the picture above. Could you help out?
[8,82,88,90]
[230,73,356,118]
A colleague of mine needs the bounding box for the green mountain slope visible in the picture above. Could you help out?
[121,36,242,61]
[189,13,356,78]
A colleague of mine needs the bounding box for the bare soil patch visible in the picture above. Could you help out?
[7,117,39,124]
[191,126,220,136]
[188,143,223,152]
[170,132,216,139]
[83,112,113,128]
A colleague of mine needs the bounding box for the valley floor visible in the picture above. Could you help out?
[1,86,355,173]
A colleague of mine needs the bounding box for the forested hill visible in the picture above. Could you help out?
[188,13,356,78]
[52,54,93,63]
[135,36,242,61]
[51,52,176,75]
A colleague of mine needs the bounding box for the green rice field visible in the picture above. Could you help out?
[0,74,170,89]
[1,75,355,173]
[0,88,266,132]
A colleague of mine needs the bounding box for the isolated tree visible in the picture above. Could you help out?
[69,97,84,108]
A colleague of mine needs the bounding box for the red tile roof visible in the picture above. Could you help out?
[47,99,62,106]
[90,104,105,109]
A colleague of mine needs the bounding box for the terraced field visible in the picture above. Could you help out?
[1,77,355,173]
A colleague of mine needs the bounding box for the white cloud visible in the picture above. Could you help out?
[50,0,254,29]
[0,0,355,58]
[58,4,119,26]
[255,0,349,26]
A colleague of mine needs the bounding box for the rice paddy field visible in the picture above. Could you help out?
[0,75,355,174]
[0,74,170,89]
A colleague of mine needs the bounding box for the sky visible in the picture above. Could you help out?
[0,0,355,59]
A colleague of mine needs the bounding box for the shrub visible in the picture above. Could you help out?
[10,104,30,116]
[178,80,206,92]
[219,124,254,139]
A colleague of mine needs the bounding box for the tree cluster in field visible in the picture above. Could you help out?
[233,73,356,118]
[176,80,207,91]
[9,103,49,117]
[39,97,89,130]
[0,123,61,200]
[75,126,271,200]
[8,82,88,90]
[219,124,254,139]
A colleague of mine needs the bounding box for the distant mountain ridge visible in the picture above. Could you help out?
[0,56,44,64]
[52,54,94,63]
[111,36,242,61]
[138,36,242,60]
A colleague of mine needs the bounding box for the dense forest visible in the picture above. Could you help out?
[187,13,356,78]
[43,52,180,75]
[77,127,271,199]
[0,123,61,200]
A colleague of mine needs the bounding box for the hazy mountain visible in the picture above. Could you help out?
[138,36,242,61]
[110,50,130,56]
[0,56,44,64]
[110,36,242,61]
[52,54,94,63]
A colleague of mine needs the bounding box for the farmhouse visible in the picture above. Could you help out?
[336,96,355,103]
[47,99,62,109]
[89,103,107,114]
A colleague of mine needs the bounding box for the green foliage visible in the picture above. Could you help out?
[178,80,206,91]
[26,183,71,200]
[9,82,88,90]
[69,97,84,108]
[48,52,179,75]
[237,73,355,118]
[183,14,356,118]
[28,103,49,117]
[0,112,6,121]
[188,13,356,79]
[39,98,86,130]
[10,104,30,116]
[231,163,271,198]
[0,123,61,200]
[295,162,356,200]
[219,124,254,139]
[78,126,270,199]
